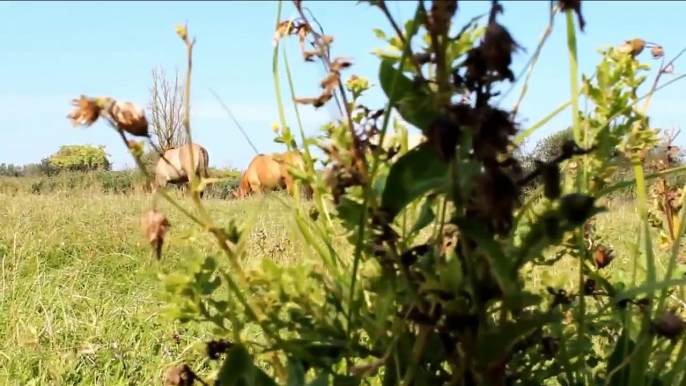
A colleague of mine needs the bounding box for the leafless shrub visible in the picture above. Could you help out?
[148,66,188,152]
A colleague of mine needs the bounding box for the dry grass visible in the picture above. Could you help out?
[0,190,677,384]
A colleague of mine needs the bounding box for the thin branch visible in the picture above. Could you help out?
[208,87,260,156]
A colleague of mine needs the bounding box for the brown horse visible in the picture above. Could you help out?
[154,143,210,197]
[234,150,313,199]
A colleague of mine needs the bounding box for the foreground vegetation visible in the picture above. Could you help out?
[8,0,686,385]
[0,190,674,385]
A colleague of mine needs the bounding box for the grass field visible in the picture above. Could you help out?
[0,189,679,385]
[0,190,318,385]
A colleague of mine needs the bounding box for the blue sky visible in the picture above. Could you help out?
[1,1,686,170]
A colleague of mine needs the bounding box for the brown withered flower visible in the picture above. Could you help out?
[164,363,195,386]
[481,20,521,82]
[140,210,171,260]
[592,244,615,269]
[330,56,353,72]
[273,20,297,47]
[651,45,665,58]
[473,107,518,162]
[651,310,686,341]
[425,0,458,37]
[557,0,586,32]
[583,278,596,296]
[101,99,149,137]
[205,339,234,360]
[293,87,334,108]
[320,70,340,89]
[469,166,520,235]
[463,46,488,82]
[67,95,101,127]
[425,114,462,162]
[618,38,646,58]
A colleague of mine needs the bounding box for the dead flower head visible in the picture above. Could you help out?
[592,244,615,269]
[164,363,195,386]
[617,38,646,58]
[330,56,353,72]
[141,210,171,260]
[470,166,520,235]
[426,0,458,37]
[101,99,149,137]
[651,310,686,341]
[651,45,665,58]
[557,0,585,32]
[67,95,102,127]
[481,20,521,82]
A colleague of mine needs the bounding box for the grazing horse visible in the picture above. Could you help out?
[154,143,210,197]
[234,150,313,199]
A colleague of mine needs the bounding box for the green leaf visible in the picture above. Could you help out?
[378,59,413,102]
[333,375,361,386]
[336,197,365,231]
[217,343,257,386]
[307,373,329,386]
[372,28,386,40]
[378,59,438,130]
[613,278,686,302]
[287,357,306,386]
[409,195,437,235]
[452,216,517,295]
[381,143,449,220]
[606,329,636,386]
[501,291,543,311]
[476,311,561,365]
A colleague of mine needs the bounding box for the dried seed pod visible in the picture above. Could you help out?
[651,45,665,58]
[592,245,615,269]
[651,310,685,341]
[164,363,195,386]
[636,297,651,309]
[557,0,585,31]
[559,193,595,225]
[205,339,234,360]
[425,114,462,162]
[537,161,561,200]
[140,210,171,260]
[102,99,149,137]
[482,19,521,81]
[583,278,596,296]
[618,38,646,58]
[330,56,353,72]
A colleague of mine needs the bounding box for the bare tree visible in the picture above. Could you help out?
[148,66,188,152]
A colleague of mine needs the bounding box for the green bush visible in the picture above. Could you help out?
[0,169,240,198]
[48,144,112,172]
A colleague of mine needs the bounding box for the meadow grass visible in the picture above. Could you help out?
[0,190,678,385]
[0,190,320,385]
